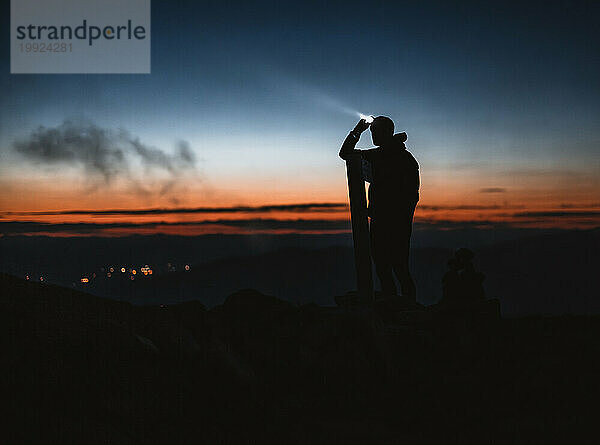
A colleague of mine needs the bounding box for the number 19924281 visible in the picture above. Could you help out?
[19,42,73,53]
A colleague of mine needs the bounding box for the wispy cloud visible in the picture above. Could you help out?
[12,120,197,198]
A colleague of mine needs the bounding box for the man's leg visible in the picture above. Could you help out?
[392,203,416,298]
[370,219,397,295]
[393,236,416,298]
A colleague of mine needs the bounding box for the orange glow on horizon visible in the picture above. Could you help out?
[1,170,598,237]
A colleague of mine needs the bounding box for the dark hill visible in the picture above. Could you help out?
[94,229,599,316]
[3,273,600,443]
[2,229,597,316]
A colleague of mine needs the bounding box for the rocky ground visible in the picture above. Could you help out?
[3,272,600,443]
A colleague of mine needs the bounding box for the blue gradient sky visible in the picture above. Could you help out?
[0,0,599,233]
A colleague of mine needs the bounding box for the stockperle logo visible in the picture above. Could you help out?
[11,0,150,74]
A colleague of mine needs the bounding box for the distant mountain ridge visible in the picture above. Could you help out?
[1,229,598,315]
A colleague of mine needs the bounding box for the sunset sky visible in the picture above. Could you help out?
[1,0,599,236]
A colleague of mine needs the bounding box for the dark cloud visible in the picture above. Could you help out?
[4,205,597,236]
[479,187,507,193]
[3,215,596,237]
[418,205,509,211]
[559,203,600,209]
[0,218,352,236]
[0,216,549,236]
[214,219,350,231]
[13,120,196,183]
[1,203,348,217]
[512,211,600,218]
[414,219,513,231]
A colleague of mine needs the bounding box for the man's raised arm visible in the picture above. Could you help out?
[339,119,370,160]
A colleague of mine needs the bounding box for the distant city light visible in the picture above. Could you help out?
[185,264,190,271]
[25,260,175,287]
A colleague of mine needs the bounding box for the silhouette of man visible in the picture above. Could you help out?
[339,116,420,300]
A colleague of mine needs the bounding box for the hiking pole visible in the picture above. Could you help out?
[344,154,374,302]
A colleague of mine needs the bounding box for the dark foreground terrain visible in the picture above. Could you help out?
[3,272,600,443]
